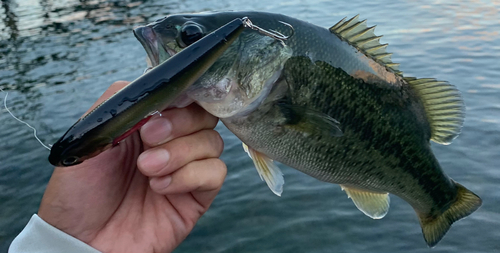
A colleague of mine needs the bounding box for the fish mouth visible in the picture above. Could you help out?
[133,26,178,67]
[134,26,159,66]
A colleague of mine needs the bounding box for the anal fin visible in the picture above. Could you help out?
[243,143,284,196]
[341,185,390,219]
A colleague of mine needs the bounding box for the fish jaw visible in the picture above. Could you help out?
[134,26,161,67]
[133,25,179,67]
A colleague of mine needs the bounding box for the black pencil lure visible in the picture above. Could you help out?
[48,18,246,167]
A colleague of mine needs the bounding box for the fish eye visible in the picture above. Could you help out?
[61,156,80,166]
[178,23,204,48]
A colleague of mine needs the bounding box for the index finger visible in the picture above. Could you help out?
[140,104,218,147]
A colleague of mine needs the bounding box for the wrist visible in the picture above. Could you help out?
[9,214,101,253]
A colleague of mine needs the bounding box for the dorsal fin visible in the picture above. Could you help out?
[404,77,465,144]
[329,15,402,75]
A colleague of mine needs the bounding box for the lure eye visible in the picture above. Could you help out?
[179,24,204,48]
[61,156,80,166]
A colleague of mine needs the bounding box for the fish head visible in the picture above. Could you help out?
[134,12,293,117]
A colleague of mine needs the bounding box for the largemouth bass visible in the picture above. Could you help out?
[48,18,246,166]
[132,12,481,247]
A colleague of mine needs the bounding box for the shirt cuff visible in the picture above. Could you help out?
[9,214,101,253]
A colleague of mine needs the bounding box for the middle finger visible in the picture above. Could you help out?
[137,129,224,177]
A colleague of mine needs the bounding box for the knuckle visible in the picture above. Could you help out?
[184,105,200,124]
[110,80,129,89]
[179,138,193,155]
[112,80,129,85]
[182,159,226,191]
[190,104,218,128]
[211,159,227,184]
[165,141,191,168]
[203,112,218,129]
[183,162,198,181]
[203,130,224,155]
[184,162,204,189]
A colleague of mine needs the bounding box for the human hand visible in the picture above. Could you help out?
[38,81,226,253]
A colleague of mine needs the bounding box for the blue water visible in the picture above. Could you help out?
[1,0,499,252]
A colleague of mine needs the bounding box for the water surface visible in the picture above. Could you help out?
[1,0,499,252]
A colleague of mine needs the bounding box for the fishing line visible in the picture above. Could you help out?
[151,110,162,117]
[0,88,52,150]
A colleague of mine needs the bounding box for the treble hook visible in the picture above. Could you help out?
[242,17,294,46]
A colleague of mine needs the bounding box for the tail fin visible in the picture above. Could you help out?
[418,181,481,247]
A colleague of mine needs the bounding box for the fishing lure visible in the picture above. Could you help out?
[49,18,247,166]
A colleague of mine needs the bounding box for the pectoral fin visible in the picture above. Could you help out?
[243,143,284,196]
[341,185,390,219]
[277,103,343,137]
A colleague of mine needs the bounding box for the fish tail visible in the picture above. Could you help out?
[418,181,481,247]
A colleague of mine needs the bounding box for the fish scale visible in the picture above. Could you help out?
[225,62,445,201]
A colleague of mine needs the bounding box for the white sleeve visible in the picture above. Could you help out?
[9,214,101,253]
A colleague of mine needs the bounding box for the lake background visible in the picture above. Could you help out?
[1,0,499,252]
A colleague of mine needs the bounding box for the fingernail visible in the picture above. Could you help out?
[141,117,172,145]
[138,149,170,175]
[150,176,172,191]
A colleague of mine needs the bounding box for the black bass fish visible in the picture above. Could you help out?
[132,12,481,247]
[48,18,246,166]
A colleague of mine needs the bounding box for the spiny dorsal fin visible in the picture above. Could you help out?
[404,77,465,145]
[329,15,402,75]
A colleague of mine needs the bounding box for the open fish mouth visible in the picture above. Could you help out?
[133,26,178,67]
